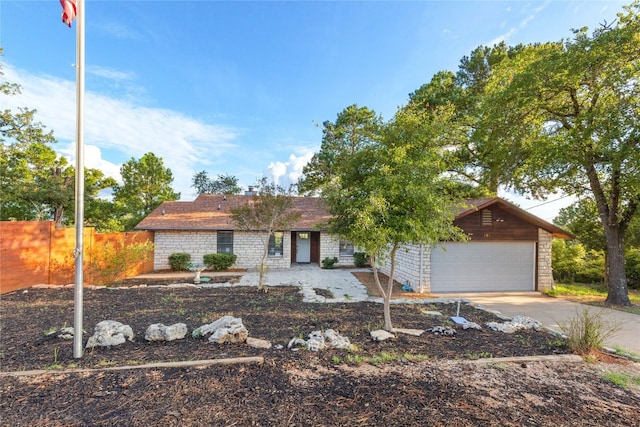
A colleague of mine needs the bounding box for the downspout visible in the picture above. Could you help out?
[419,244,424,293]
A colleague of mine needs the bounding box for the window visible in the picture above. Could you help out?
[268,232,284,257]
[339,240,354,256]
[217,231,234,254]
[481,209,493,226]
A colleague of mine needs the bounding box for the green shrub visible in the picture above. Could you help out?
[353,252,370,267]
[168,253,191,271]
[574,250,605,284]
[203,253,237,271]
[87,240,155,286]
[552,240,586,283]
[558,308,622,355]
[321,257,338,269]
[626,247,640,289]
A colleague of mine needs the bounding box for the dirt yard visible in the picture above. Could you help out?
[1,276,639,426]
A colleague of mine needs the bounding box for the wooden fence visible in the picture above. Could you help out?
[0,221,154,294]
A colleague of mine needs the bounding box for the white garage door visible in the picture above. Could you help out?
[431,242,535,292]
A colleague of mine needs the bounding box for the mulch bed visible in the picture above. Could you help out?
[1,277,639,426]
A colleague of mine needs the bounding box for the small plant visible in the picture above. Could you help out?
[353,252,370,267]
[203,253,237,271]
[331,355,342,364]
[403,352,430,362]
[515,334,532,346]
[44,326,58,336]
[466,352,493,360]
[44,348,62,370]
[558,308,622,355]
[379,351,396,362]
[604,371,640,389]
[321,257,338,269]
[168,253,192,271]
[346,354,366,365]
[343,293,353,301]
[546,336,566,349]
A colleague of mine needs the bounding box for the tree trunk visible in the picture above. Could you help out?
[258,236,270,291]
[370,253,392,331]
[603,225,631,306]
[383,244,399,332]
[53,205,64,228]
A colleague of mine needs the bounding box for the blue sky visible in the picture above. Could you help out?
[0,0,629,221]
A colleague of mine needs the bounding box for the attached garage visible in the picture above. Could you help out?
[379,198,573,294]
[430,242,535,292]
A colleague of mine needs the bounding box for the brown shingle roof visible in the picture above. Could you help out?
[135,194,572,239]
[134,194,331,231]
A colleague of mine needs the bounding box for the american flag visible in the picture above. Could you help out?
[60,0,77,27]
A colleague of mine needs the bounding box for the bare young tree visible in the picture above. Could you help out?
[230,178,300,291]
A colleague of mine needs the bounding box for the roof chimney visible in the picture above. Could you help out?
[245,186,256,196]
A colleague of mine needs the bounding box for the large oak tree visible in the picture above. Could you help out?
[477,3,639,305]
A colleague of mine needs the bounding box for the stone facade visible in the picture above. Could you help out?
[154,230,292,270]
[537,229,554,291]
[153,228,557,293]
[379,244,431,293]
[319,233,355,267]
[154,231,217,270]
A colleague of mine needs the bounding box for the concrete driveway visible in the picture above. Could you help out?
[440,292,640,355]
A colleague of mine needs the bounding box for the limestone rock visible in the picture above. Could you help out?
[145,323,188,342]
[392,328,425,336]
[86,320,134,348]
[324,329,352,349]
[462,321,482,331]
[421,310,443,316]
[193,316,248,344]
[486,315,542,334]
[57,327,76,340]
[370,329,395,341]
[246,337,272,349]
[428,325,456,336]
[287,329,352,351]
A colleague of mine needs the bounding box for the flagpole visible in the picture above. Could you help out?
[73,0,85,359]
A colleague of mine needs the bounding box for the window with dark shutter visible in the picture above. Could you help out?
[217,231,234,254]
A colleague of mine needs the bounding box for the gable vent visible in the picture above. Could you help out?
[482,209,493,226]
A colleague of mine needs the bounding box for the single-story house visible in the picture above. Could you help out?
[135,194,572,293]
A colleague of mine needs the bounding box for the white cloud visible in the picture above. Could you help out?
[87,65,135,81]
[3,63,238,200]
[486,0,549,46]
[267,148,315,187]
[94,21,142,40]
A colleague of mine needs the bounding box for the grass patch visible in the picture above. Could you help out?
[546,283,640,314]
[611,346,640,362]
[604,371,640,389]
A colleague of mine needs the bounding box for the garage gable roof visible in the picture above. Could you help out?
[457,197,573,239]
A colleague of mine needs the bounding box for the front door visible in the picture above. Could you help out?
[296,232,311,263]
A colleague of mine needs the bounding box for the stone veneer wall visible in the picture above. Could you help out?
[154,231,217,270]
[378,244,431,293]
[537,229,554,291]
[154,230,291,271]
[319,233,355,267]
